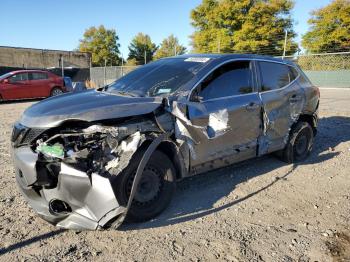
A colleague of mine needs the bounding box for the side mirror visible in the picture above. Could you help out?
[191,94,203,103]
[3,78,9,84]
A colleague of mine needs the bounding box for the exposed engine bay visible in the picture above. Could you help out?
[13,111,177,230]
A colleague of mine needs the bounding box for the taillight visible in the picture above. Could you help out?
[316,87,320,98]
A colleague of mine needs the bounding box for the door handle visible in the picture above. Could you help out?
[289,94,301,103]
[246,102,259,111]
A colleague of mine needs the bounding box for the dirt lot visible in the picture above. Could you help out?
[0,89,349,262]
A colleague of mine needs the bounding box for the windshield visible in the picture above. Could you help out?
[0,72,13,80]
[106,57,210,97]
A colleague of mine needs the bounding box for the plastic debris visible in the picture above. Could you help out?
[37,143,64,159]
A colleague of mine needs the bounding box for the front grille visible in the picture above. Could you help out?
[22,128,44,144]
[12,122,44,147]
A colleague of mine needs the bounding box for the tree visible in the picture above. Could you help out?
[128,33,158,65]
[125,58,138,66]
[154,35,187,60]
[190,0,298,56]
[79,25,121,66]
[302,0,350,53]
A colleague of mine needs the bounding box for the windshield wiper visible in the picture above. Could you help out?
[115,90,139,97]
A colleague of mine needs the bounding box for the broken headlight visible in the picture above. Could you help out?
[12,122,44,148]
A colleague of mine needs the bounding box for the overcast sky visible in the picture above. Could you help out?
[0,0,332,56]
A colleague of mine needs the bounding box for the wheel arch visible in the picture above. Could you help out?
[295,113,317,136]
[155,140,186,180]
[130,137,186,181]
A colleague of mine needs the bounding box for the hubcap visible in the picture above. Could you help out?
[52,89,63,96]
[295,133,308,155]
[126,167,163,206]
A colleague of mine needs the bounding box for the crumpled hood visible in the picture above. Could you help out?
[20,90,163,128]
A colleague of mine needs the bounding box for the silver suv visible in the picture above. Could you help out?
[12,54,319,230]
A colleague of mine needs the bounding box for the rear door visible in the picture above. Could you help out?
[186,60,262,172]
[2,73,30,99]
[257,61,304,154]
[29,72,50,97]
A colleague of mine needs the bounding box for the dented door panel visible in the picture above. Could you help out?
[258,79,306,154]
[187,93,262,168]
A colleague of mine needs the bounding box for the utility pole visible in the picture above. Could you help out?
[174,44,177,56]
[104,59,107,86]
[283,30,288,59]
[121,54,124,77]
[61,55,64,78]
[144,50,147,65]
[217,36,221,53]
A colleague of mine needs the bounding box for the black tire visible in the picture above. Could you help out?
[279,121,314,163]
[113,149,176,222]
[50,87,63,97]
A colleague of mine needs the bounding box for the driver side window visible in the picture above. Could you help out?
[197,60,254,101]
[9,73,28,83]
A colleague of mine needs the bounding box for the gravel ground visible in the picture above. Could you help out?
[0,89,349,262]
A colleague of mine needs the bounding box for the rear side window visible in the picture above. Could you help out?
[9,73,28,83]
[31,72,48,80]
[289,66,299,79]
[198,60,254,100]
[258,62,297,92]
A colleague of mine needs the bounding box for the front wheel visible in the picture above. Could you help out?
[279,121,314,163]
[50,88,63,97]
[113,149,176,222]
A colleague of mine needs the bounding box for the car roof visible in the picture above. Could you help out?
[174,53,296,66]
[7,69,51,74]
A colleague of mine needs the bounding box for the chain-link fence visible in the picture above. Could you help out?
[90,66,138,87]
[283,52,350,88]
[89,52,350,89]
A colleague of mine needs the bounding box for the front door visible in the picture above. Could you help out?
[185,60,262,172]
[2,73,30,99]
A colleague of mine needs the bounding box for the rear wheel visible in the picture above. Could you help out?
[50,88,63,97]
[113,149,176,222]
[279,121,314,163]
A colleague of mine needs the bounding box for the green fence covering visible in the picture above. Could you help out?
[304,70,350,88]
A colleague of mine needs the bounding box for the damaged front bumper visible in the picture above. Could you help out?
[13,146,125,230]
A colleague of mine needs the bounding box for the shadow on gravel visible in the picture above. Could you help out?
[0,98,41,104]
[122,116,350,231]
[0,229,65,255]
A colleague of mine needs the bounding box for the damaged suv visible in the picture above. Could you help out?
[12,54,319,230]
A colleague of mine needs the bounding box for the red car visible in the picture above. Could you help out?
[0,70,67,101]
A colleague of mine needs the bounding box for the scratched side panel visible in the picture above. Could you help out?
[258,81,306,155]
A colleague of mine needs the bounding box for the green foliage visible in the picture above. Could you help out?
[125,58,138,66]
[128,33,158,65]
[79,25,121,66]
[302,0,350,53]
[190,0,298,56]
[154,35,187,60]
